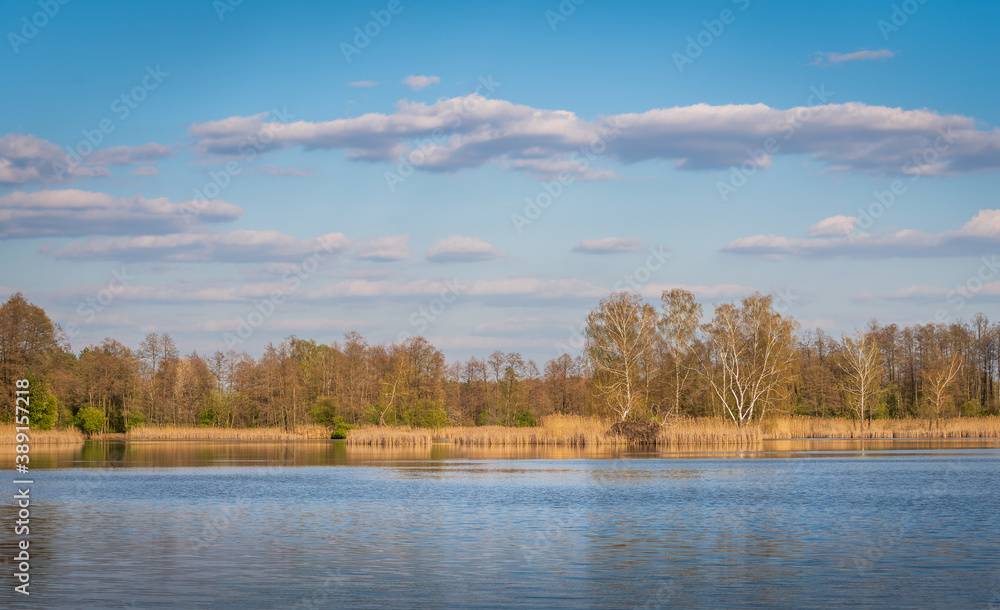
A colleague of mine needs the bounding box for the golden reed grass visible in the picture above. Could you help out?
[345,414,1000,446]
[125,425,329,440]
[1,427,85,444]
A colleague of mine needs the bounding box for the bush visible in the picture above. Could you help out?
[327,415,353,439]
[75,407,105,436]
[959,399,983,417]
[199,408,216,427]
[126,410,146,431]
[515,409,538,427]
[310,396,340,427]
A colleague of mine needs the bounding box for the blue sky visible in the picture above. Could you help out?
[2,0,998,364]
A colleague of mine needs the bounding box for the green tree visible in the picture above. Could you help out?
[27,374,59,430]
[75,406,105,436]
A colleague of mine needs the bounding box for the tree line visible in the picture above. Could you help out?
[1,291,997,433]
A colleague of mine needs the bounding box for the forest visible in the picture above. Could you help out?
[1,290,998,434]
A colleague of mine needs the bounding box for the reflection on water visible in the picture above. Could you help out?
[5,437,1000,469]
[3,439,999,608]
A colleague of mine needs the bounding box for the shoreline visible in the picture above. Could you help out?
[8,415,999,446]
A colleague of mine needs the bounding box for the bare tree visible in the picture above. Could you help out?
[702,293,797,426]
[658,288,702,421]
[839,331,883,430]
[585,291,658,421]
[922,351,963,427]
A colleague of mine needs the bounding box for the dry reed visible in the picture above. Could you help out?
[125,425,329,440]
[345,414,1000,446]
[1,427,85,444]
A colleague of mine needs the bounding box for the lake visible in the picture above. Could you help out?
[4,439,1000,608]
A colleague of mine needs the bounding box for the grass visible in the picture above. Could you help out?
[1,427,85,444]
[125,425,330,440]
[345,414,1000,446]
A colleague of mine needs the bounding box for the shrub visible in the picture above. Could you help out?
[199,408,216,427]
[75,407,105,436]
[310,396,340,427]
[327,415,353,439]
[515,409,538,427]
[126,410,146,431]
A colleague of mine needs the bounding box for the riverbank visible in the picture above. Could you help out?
[0,428,85,444]
[125,425,330,440]
[7,415,999,446]
[345,414,1000,446]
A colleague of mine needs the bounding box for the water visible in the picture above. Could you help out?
[4,439,1000,608]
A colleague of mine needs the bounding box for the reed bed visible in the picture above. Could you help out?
[125,425,329,440]
[345,426,434,446]
[762,415,1000,440]
[345,414,1000,446]
[1,427,85,444]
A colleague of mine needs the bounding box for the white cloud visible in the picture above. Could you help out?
[473,317,547,334]
[806,215,858,237]
[197,317,371,333]
[812,49,895,66]
[348,80,378,88]
[245,164,317,177]
[0,189,242,237]
[0,135,172,187]
[88,143,172,166]
[639,283,755,301]
[426,236,504,262]
[352,234,412,262]
[50,230,349,262]
[722,209,1000,258]
[572,237,643,254]
[131,166,159,177]
[187,97,1000,180]
[402,75,441,91]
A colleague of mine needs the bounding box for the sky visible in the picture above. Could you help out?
[1,0,999,365]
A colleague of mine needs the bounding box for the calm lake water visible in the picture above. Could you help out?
[4,439,1000,608]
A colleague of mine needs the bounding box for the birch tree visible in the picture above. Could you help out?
[658,288,702,421]
[922,351,963,426]
[702,293,797,426]
[585,291,658,421]
[839,331,883,430]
